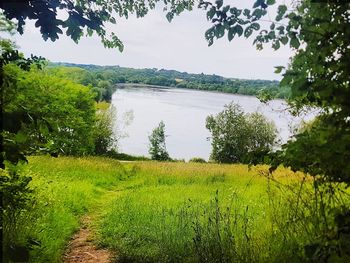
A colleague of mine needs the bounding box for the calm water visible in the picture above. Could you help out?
[111,87,314,160]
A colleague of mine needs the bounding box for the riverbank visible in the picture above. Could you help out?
[115,82,289,99]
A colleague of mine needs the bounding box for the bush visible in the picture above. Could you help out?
[148,121,170,161]
[105,149,151,161]
[2,64,96,156]
[206,102,277,164]
[189,157,207,163]
[0,167,37,263]
[93,103,117,155]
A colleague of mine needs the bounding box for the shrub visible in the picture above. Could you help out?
[148,121,170,161]
[189,157,207,163]
[206,102,277,164]
[2,64,96,156]
[93,103,117,155]
[105,149,151,161]
[0,167,37,263]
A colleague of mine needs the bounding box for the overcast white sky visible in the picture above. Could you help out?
[12,2,293,80]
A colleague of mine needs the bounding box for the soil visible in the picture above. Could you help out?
[63,216,113,263]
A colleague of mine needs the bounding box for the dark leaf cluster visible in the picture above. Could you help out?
[0,0,195,51]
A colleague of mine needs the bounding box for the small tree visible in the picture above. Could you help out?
[148,121,170,161]
[92,103,117,155]
[206,102,277,164]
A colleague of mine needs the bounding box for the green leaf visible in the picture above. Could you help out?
[253,0,262,8]
[207,7,216,20]
[15,131,27,144]
[215,0,223,9]
[228,27,235,41]
[251,23,260,31]
[87,28,93,37]
[205,27,215,46]
[252,9,264,19]
[243,9,251,17]
[276,5,287,21]
[222,5,230,14]
[244,26,253,38]
[215,24,225,39]
[230,7,242,16]
[272,40,280,50]
[268,30,276,39]
[274,66,284,73]
[205,27,214,37]
[290,36,300,49]
[166,12,174,22]
[276,25,285,34]
[235,25,243,37]
[280,36,288,45]
[223,21,230,29]
[267,0,276,5]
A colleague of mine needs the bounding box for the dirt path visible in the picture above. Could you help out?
[62,185,128,263]
[63,216,113,263]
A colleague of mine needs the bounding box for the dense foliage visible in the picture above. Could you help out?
[92,103,117,155]
[148,121,170,161]
[206,103,277,164]
[199,0,349,259]
[200,0,350,185]
[1,43,116,261]
[270,2,350,187]
[2,0,350,261]
[3,64,96,156]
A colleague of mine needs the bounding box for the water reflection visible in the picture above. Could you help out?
[111,87,315,160]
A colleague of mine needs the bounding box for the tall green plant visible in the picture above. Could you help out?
[148,121,170,161]
[206,102,277,164]
[93,104,117,155]
[3,64,96,156]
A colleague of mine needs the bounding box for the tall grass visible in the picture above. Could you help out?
[98,162,349,262]
[96,162,300,262]
[9,156,349,262]
[11,156,134,263]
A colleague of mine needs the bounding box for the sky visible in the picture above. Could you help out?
[12,2,293,80]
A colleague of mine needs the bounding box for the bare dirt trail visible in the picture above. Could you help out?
[62,189,126,263]
[63,216,113,263]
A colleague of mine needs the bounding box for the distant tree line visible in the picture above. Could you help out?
[50,62,289,101]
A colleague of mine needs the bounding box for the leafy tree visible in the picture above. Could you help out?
[0,40,45,261]
[271,115,350,184]
[189,157,207,163]
[198,0,350,183]
[246,112,278,162]
[1,46,46,172]
[199,1,349,258]
[2,64,96,156]
[148,121,170,161]
[206,102,277,163]
[93,103,117,155]
[97,80,114,101]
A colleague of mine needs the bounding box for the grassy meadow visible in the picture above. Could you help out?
[13,156,342,263]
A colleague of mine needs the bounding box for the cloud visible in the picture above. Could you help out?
[13,3,292,80]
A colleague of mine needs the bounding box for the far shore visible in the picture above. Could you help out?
[114,82,286,102]
[115,83,172,89]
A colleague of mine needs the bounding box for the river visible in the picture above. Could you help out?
[111,86,315,160]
